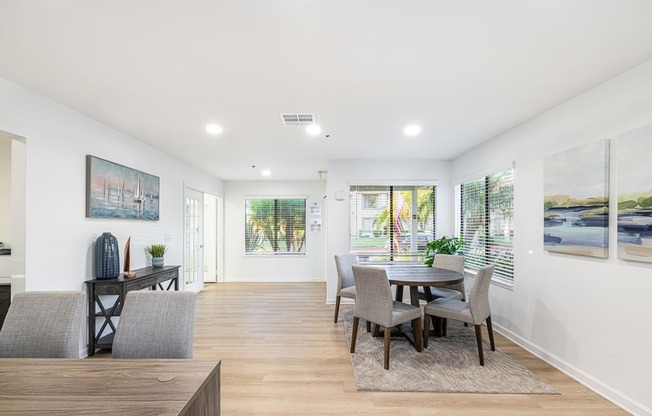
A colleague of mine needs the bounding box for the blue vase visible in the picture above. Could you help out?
[95,232,120,279]
[151,257,164,267]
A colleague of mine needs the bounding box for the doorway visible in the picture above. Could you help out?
[0,130,26,296]
[184,187,222,292]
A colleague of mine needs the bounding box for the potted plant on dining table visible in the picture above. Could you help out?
[424,236,463,266]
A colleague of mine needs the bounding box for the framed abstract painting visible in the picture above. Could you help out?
[617,124,652,263]
[86,155,160,220]
[543,140,609,258]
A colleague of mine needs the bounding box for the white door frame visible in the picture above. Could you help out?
[202,193,223,283]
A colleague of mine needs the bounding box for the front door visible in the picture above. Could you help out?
[184,188,204,292]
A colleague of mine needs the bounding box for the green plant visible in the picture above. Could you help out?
[424,236,463,266]
[145,244,168,258]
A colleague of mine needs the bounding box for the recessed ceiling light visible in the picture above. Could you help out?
[206,124,223,135]
[305,124,322,135]
[404,125,421,136]
[262,170,271,176]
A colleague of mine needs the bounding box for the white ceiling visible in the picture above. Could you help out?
[2,1,652,180]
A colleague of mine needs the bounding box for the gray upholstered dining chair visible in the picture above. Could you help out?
[333,253,358,323]
[112,291,196,359]
[350,265,422,370]
[423,265,495,365]
[0,291,85,358]
[419,254,465,301]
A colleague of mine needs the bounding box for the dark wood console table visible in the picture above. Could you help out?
[85,265,180,356]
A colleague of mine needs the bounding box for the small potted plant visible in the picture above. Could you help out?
[424,236,463,266]
[145,244,168,267]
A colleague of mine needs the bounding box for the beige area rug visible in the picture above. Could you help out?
[343,309,558,394]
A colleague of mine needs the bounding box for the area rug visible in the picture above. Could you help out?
[343,309,558,394]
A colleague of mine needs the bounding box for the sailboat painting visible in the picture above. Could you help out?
[86,155,160,220]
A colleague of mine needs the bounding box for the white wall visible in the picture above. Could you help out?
[325,160,454,303]
[0,76,223,292]
[224,180,326,281]
[453,59,652,416]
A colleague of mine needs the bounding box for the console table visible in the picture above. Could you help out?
[85,265,180,356]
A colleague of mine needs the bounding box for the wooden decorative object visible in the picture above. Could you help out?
[123,236,136,278]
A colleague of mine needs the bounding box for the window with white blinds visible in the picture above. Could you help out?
[459,168,514,281]
[350,185,436,262]
[244,198,306,255]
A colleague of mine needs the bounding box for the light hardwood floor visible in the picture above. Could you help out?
[190,282,628,416]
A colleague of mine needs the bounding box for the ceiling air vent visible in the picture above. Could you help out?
[280,113,314,126]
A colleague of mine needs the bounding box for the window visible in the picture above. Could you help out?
[350,185,436,262]
[244,198,306,255]
[458,168,514,282]
[362,194,378,208]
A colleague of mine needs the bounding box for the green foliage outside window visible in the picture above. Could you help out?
[245,198,306,254]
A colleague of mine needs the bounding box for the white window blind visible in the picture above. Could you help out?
[244,198,306,255]
[459,168,514,281]
[350,185,436,262]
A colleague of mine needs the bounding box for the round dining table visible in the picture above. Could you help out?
[380,264,464,307]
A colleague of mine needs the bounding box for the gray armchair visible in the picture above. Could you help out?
[423,265,495,365]
[333,254,358,323]
[112,291,196,359]
[350,265,422,370]
[0,291,85,358]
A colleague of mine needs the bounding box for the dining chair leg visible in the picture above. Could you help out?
[413,317,423,352]
[383,327,391,370]
[486,316,496,351]
[372,324,381,337]
[423,313,431,348]
[474,324,485,366]
[441,318,448,337]
[433,316,442,337]
[333,295,341,323]
[366,320,371,332]
[351,317,359,353]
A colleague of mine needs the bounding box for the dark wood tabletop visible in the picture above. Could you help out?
[0,359,220,415]
[381,264,464,287]
[364,264,464,306]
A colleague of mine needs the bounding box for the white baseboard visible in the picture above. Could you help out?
[494,322,651,416]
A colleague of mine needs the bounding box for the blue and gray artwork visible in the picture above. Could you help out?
[543,140,609,258]
[617,125,652,263]
[86,156,160,220]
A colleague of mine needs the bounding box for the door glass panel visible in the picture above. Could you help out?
[185,196,200,286]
